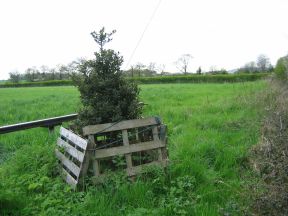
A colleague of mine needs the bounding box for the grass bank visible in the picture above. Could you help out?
[0,82,267,215]
[251,79,288,215]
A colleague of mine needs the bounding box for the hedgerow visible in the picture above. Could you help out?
[0,73,270,88]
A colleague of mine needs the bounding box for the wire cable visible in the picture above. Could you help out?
[90,124,158,151]
[125,0,163,69]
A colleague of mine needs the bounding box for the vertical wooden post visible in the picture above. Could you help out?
[80,135,93,178]
[159,125,168,160]
[135,128,139,142]
[152,126,163,161]
[122,130,133,171]
[89,135,101,177]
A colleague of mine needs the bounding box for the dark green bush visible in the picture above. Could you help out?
[72,28,141,127]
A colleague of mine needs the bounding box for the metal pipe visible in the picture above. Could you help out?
[0,113,78,134]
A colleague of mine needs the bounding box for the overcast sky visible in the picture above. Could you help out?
[0,0,288,79]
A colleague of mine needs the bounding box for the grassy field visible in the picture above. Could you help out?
[0,82,267,215]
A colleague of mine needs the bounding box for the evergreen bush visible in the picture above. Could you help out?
[72,28,142,129]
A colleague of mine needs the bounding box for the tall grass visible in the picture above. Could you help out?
[0,82,267,215]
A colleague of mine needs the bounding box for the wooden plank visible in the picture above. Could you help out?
[79,138,93,178]
[152,126,163,161]
[122,130,133,169]
[94,140,166,159]
[127,160,168,176]
[83,117,160,136]
[152,126,160,141]
[57,138,85,162]
[86,135,100,177]
[62,168,78,189]
[160,125,168,160]
[93,160,101,176]
[55,149,81,177]
[60,127,88,150]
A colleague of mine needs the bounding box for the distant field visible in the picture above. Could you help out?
[0,82,267,215]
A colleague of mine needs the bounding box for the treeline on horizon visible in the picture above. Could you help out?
[3,53,288,88]
[0,73,270,88]
[6,54,276,84]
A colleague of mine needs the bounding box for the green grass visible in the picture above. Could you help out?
[0,82,267,215]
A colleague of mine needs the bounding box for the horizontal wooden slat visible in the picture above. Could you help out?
[94,140,165,159]
[127,160,168,176]
[55,149,81,177]
[62,168,78,189]
[57,138,85,162]
[83,117,160,136]
[60,127,88,150]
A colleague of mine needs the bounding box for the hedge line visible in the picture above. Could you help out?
[0,80,73,88]
[131,73,270,84]
[0,73,270,88]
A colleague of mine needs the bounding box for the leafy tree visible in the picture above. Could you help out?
[9,71,21,83]
[274,55,288,79]
[196,67,202,75]
[24,67,38,82]
[72,27,142,129]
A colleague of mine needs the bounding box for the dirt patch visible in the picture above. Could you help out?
[251,79,288,216]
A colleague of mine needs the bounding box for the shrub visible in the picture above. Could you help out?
[71,27,142,128]
[274,56,288,79]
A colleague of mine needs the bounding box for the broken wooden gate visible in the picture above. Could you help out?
[56,117,168,188]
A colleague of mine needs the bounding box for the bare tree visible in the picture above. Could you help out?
[135,62,146,77]
[175,54,193,74]
[240,61,258,73]
[257,54,271,72]
[157,64,166,74]
[147,62,156,73]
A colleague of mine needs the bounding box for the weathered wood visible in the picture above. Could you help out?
[86,135,100,177]
[94,140,165,159]
[83,117,160,136]
[135,128,139,141]
[57,138,85,162]
[56,118,167,187]
[62,168,78,188]
[60,127,87,150]
[55,149,81,177]
[159,125,168,160]
[80,136,94,178]
[93,160,101,176]
[127,160,168,176]
[122,130,133,169]
[152,126,163,161]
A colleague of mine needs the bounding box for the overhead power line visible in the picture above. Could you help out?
[125,0,162,69]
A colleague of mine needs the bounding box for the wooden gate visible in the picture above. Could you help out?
[56,117,168,188]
